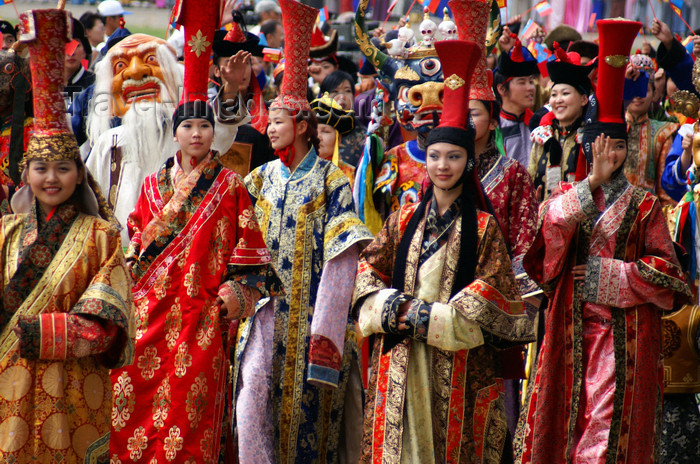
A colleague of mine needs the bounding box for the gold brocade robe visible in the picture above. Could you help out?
[353,202,534,463]
[0,209,134,462]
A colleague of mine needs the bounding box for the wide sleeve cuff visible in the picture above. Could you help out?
[357,288,405,337]
[404,298,431,343]
[307,334,342,389]
[426,302,484,351]
[18,313,119,362]
[227,264,284,300]
[451,280,534,347]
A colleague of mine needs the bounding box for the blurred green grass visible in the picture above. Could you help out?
[127,25,170,40]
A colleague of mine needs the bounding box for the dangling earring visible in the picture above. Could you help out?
[466,159,475,172]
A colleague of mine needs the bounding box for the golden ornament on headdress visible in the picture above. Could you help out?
[670,90,700,120]
[444,73,466,91]
[21,133,81,173]
[396,65,421,81]
[604,55,629,69]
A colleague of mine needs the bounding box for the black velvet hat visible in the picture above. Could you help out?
[213,25,264,58]
[546,42,597,95]
[497,35,539,78]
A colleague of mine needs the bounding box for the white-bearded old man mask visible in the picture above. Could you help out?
[85,33,249,245]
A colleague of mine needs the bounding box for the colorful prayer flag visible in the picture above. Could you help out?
[534,42,553,63]
[422,0,450,14]
[318,6,329,24]
[496,0,507,8]
[535,1,552,17]
[668,0,683,16]
[0,0,14,4]
[521,19,539,40]
[262,47,282,63]
[683,35,694,54]
[588,13,597,32]
[527,41,537,58]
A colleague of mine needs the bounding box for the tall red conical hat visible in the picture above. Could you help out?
[18,8,117,224]
[449,0,494,101]
[19,9,73,137]
[425,40,481,151]
[272,0,319,112]
[18,8,83,170]
[173,0,222,104]
[582,18,642,159]
[595,18,641,125]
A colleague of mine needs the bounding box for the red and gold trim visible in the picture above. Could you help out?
[450,0,495,101]
[40,313,69,360]
[19,9,73,136]
[175,0,221,103]
[270,0,319,112]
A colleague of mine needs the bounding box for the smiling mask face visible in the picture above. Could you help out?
[109,34,173,118]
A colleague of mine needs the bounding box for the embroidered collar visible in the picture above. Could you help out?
[426,196,461,237]
[405,139,426,164]
[625,111,649,126]
[476,143,501,180]
[280,147,318,182]
[601,170,630,205]
[500,107,533,125]
[172,150,214,190]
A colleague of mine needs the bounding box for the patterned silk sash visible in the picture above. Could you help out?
[133,154,222,282]
[0,213,94,361]
[0,202,78,331]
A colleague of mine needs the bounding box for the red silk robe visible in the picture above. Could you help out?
[516,175,690,463]
[110,154,280,463]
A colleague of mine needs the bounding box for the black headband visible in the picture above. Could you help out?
[172,100,216,135]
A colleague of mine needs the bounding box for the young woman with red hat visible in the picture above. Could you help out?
[109,2,282,462]
[231,1,373,463]
[0,9,132,463]
[528,44,597,202]
[516,19,691,464]
[353,39,534,464]
[451,0,541,441]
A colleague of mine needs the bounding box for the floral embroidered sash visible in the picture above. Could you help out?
[133,153,222,282]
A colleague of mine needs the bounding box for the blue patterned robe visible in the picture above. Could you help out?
[236,148,373,463]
